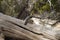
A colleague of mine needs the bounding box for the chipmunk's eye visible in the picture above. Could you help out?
[28,19,34,24]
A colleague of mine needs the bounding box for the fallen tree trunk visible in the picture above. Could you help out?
[0,13,60,40]
[0,13,42,40]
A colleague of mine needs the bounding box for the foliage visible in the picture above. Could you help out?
[31,0,60,15]
[0,0,60,20]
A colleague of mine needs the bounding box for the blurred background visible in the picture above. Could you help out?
[0,0,60,20]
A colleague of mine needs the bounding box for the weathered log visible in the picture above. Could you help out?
[0,13,60,40]
[0,13,41,40]
[0,13,41,34]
